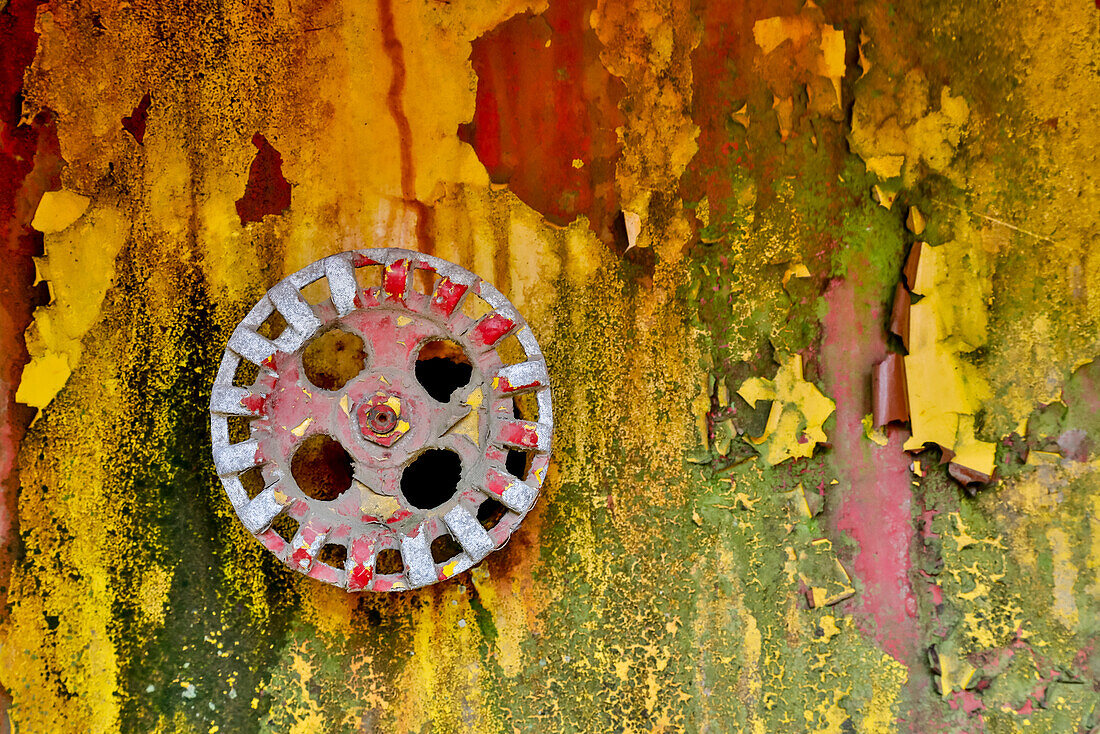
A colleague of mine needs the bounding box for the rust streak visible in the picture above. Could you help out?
[377,0,434,253]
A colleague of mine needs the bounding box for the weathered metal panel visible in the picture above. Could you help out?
[1,0,1098,732]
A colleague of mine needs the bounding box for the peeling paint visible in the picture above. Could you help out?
[0,0,1098,731]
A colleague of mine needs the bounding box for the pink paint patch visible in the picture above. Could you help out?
[821,270,923,679]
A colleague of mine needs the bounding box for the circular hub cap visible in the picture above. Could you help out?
[209,248,554,591]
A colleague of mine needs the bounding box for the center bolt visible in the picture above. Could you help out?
[368,405,398,434]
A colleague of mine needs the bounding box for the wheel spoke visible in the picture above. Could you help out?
[400,525,436,588]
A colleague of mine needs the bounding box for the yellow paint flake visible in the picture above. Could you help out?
[14,350,72,409]
[778,482,819,534]
[716,381,729,407]
[935,644,976,698]
[622,209,643,250]
[753,2,846,109]
[850,67,970,187]
[357,481,401,518]
[396,316,413,327]
[446,387,481,444]
[864,155,904,180]
[902,237,996,475]
[17,204,128,410]
[861,413,888,446]
[871,183,899,209]
[799,539,855,608]
[817,615,840,642]
[951,414,996,477]
[738,354,835,465]
[1026,450,1062,466]
[906,206,926,234]
[856,31,871,78]
[781,262,810,285]
[31,189,90,233]
[289,417,313,436]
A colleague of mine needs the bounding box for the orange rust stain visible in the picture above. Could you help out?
[377,0,435,254]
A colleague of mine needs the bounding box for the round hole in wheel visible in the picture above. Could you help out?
[290,434,354,501]
[302,327,367,391]
[415,339,472,402]
[209,249,554,591]
[401,448,462,510]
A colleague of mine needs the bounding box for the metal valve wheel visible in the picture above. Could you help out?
[209,248,553,591]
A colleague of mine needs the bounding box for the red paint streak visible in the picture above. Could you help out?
[470,313,515,347]
[240,393,267,416]
[290,547,313,570]
[376,0,434,252]
[1,1,62,727]
[347,537,378,594]
[497,375,541,393]
[383,258,409,300]
[460,0,625,244]
[121,93,152,145]
[234,133,291,225]
[821,272,930,728]
[431,277,467,317]
[385,509,412,524]
[347,563,373,592]
[500,420,539,449]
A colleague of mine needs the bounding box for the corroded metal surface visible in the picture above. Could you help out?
[209,249,553,591]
